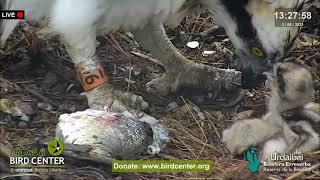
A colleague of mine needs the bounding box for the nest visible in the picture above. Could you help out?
[1,7,319,180]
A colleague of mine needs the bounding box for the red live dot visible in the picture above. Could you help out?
[16,11,24,19]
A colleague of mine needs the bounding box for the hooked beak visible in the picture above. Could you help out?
[240,65,268,89]
[239,55,275,89]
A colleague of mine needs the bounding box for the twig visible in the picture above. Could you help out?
[188,100,221,140]
[205,111,221,140]
[23,87,61,109]
[127,66,132,92]
[305,150,320,156]
[174,122,212,149]
[199,25,223,37]
[0,76,71,112]
[180,96,207,143]
[175,136,197,158]
[105,34,129,59]
[105,34,133,91]
[186,100,221,140]
[287,163,320,180]
[0,31,38,60]
[300,32,320,40]
[131,51,163,66]
[188,15,201,43]
[291,48,320,53]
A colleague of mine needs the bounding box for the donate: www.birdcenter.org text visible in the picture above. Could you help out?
[112,160,212,172]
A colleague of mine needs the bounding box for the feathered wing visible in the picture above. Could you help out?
[0,0,188,48]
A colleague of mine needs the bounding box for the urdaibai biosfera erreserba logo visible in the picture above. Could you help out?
[246,147,260,173]
[47,139,64,156]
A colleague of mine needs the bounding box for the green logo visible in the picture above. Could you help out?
[47,139,64,156]
[246,147,260,173]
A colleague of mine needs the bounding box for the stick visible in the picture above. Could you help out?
[287,163,320,180]
[0,31,38,60]
[180,96,207,143]
[131,51,163,66]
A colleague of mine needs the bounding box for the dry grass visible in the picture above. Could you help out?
[1,9,319,180]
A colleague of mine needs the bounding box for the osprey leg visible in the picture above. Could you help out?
[133,22,243,107]
[62,31,148,112]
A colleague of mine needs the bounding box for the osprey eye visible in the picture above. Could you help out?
[251,47,264,57]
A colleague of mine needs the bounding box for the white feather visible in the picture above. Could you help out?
[0,0,186,47]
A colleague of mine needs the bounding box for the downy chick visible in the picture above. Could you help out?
[223,62,319,161]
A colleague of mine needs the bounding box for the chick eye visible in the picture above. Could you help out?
[251,47,264,57]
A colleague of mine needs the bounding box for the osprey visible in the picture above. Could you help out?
[0,0,314,111]
[223,62,319,161]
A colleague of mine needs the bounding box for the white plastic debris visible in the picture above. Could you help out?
[222,38,230,42]
[56,109,169,160]
[187,41,200,49]
[202,50,215,57]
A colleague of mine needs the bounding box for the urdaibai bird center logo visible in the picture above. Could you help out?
[48,139,64,156]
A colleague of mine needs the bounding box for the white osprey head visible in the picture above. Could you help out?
[204,0,314,88]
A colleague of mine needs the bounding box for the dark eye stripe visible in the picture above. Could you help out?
[221,0,254,39]
[276,69,286,93]
[221,0,265,51]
